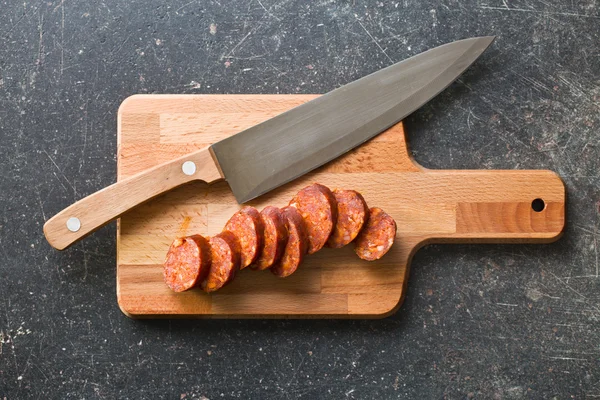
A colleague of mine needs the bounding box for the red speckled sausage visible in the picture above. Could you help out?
[271,206,309,278]
[289,183,338,254]
[201,231,241,292]
[354,207,397,261]
[254,206,288,270]
[326,189,369,249]
[163,235,211,292]
[224,206,264,269]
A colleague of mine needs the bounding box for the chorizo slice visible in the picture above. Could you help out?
[254,206,288,270]
[289,183,338,254]
[354,207,397,261]
[271,206,309,278]
[201,231,241,293]
[326,189,369,249]
[224,206,264,269]
[163,235,211,292]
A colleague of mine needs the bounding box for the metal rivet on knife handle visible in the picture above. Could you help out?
[182,161,197,176]
[66,217,81,232]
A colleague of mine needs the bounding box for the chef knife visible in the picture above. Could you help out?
[43,36,495,250]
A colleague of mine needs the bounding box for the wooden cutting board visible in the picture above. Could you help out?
[116,94,565,318]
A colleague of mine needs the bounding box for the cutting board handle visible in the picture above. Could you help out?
[43,146,222,250]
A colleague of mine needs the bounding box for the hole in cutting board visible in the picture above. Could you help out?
[531,198,545,212]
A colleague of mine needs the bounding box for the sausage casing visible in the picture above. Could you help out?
[289,183,338,254]
[254,206,288,270]
[326,189,369,249]
[271,206,309,277]
[163,235,211,292]
[354,207,396,261]
[224,206,264,269]
[201,231,241,292]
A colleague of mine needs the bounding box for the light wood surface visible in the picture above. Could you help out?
[116,94,565,319]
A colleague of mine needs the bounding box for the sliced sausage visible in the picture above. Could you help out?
[224,206,264,269]
[201,231,241,292]
[326,189,369,249]
[354,207,397,261]
[289,183,338,254]
[163,235,211,292]
[272,206,309,278]
[254,206,288,270]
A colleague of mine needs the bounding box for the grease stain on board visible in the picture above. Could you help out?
[178,216,192,236]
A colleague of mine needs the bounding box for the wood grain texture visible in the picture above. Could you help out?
[116,94,566,319]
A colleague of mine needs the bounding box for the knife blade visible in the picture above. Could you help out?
[43,36,494,250]
[214,36,495,203]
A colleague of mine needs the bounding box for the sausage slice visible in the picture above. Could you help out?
[289,183,338,254]
[254,206,288,270]
[163,235,211,292]
[224,206,264,269]
[326,189,369,249]
[271,206,309,278]
[201,231,241,292]
[354,207,397,261]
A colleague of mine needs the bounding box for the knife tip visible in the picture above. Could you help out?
[467,36,496,55]
[479,35,497,45]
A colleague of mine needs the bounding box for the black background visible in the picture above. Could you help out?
[1,1,599,398]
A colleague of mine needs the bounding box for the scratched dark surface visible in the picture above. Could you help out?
[1,0,599,398]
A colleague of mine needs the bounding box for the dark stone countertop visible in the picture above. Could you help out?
[1,1,599,398]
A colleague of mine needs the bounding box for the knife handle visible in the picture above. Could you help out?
[43,146,223,250]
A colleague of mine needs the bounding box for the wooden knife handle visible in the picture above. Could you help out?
[43,146,223,250]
